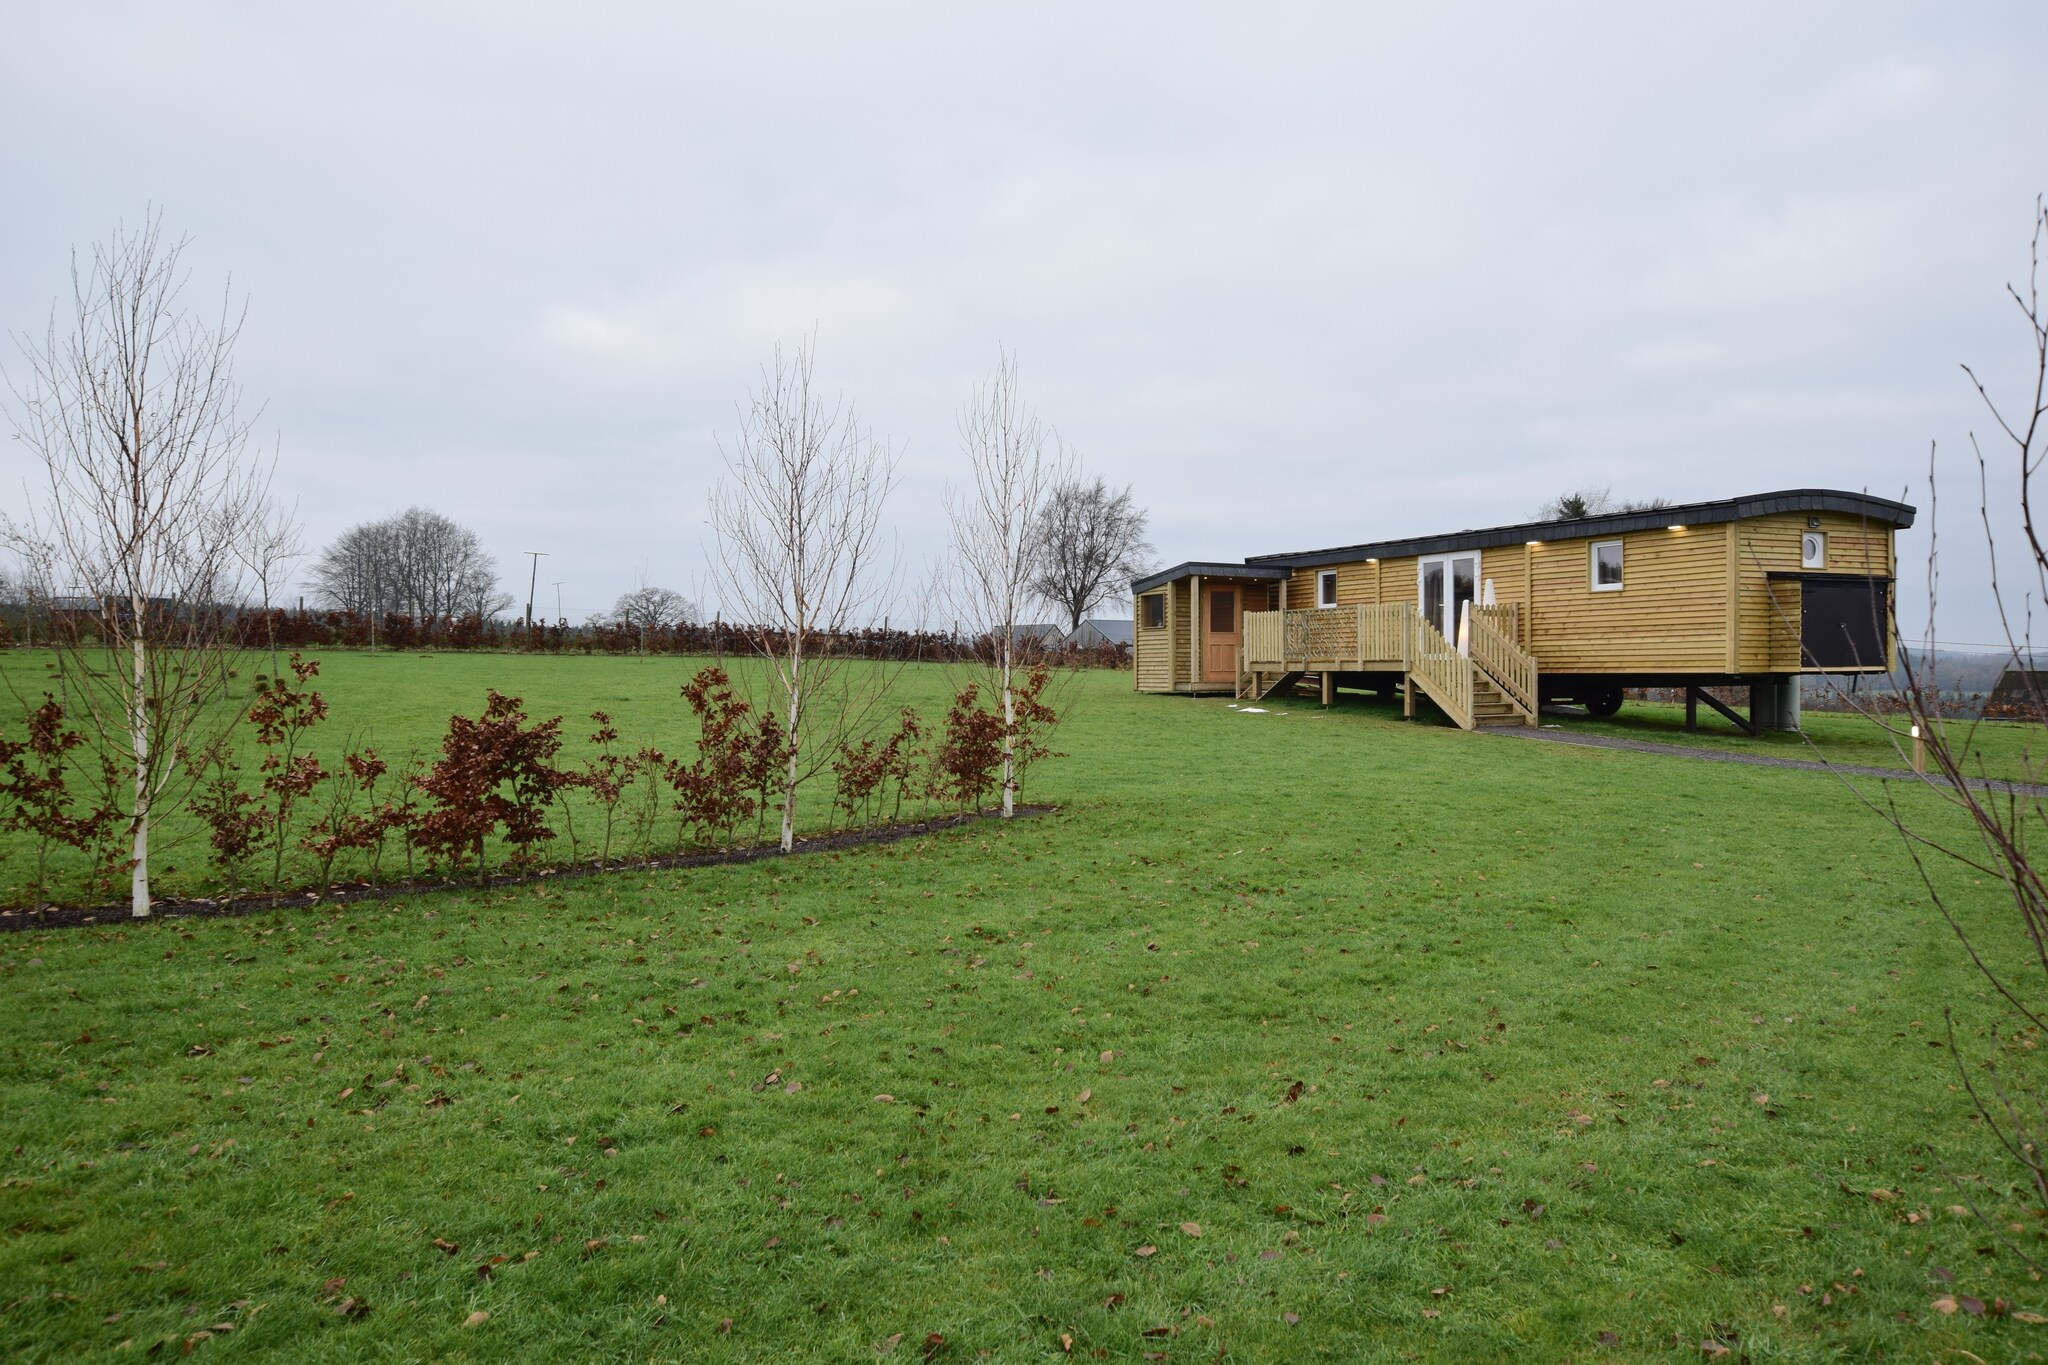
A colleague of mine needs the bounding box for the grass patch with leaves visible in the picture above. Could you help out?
[1,669,2043,1360]
[1531,693,2047,783]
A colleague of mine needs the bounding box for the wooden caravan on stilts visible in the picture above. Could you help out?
[1129,489,1913,734]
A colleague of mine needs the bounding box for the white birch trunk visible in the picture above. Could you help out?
[1000,650,1016,819]
[781,663,802,853]
[129,610,150,918]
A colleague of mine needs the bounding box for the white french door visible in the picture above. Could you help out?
[1417,553,1480,643]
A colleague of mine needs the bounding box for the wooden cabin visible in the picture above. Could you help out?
[1130,489,1913,733]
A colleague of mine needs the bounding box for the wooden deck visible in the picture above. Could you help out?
[1240,603,1538,730]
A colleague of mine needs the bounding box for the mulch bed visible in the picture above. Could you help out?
[0,804,1058,934]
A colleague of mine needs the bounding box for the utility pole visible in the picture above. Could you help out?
[552,581,564,626]
[523,551,547,629]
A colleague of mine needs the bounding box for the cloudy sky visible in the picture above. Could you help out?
[3,2,2045,646]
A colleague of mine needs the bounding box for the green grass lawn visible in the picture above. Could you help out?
[1539,693,2047,783]
[2,658,2045,1360]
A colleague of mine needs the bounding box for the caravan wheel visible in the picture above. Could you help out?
[1582,687,1623,718]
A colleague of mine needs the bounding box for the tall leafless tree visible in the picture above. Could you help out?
[1848,197,2048,1254]
[947,352,1067,818]
[305,506,510,622]
[237,490,304,674]
[1030,475,1154,633]
[2,215,285,918]
[708,340,897,852]
[606,579,697,656]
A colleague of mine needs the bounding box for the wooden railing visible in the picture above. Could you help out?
[1407,612,1472,729]
[1357,604,1408,662]
[1282,608,1357,661]
[1243,610,1287,667]
[1471,602,1520,646]
[1468,607,1537,722]
[1245,606,1412,667]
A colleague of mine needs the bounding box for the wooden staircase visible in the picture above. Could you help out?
[1240,669,1305,701]
[1468,672,1528,728]
[1236,602,1539,730]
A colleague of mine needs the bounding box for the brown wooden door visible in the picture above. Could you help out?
[1203,586,1240,681]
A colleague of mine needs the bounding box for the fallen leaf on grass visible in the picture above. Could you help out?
[1597,1330,1620,1347]
[462,1311,489,1329]
[1076,1089,1092,1105]
[922,1332,945,1359]
[431,1237,460,1256]
[1060,1331,1073,1352]
[332,1296,369,1319]
[2014,1310,2048,1325]
[1959,1295,1987,1316]
[875,1331,903,1354]
[1283,1311,1300,1325]
[1933,1296,1959,1314]
[1701,1342,1731,1358]
[874,1094,896,1104]
[1099,1051,1113,1064]
[1134,1244,1157,1258]
[1420,1308,1441,1319]
[718,1317,733,1334]
[1180,1222,1202,1237]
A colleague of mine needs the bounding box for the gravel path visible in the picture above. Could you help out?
[1485,725,2048,798]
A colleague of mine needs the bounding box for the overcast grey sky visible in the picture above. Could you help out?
[4,2,2045,645]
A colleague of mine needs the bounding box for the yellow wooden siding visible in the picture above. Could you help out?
[1733,512,1894,672]
[1481,549,1527,631]
[1284,562,1385,608]
[1528,525,1731,672]
[1133,581,1188,691]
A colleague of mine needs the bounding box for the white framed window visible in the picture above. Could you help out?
[1317,570,1338,607]
[1142,593,1165,629]
[1800,530,1826,569]
[1590,540,1624,591]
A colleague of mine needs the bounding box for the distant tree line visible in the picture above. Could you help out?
[1538,487,1672,520]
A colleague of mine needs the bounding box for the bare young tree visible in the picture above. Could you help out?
[1853,197,2048,1251]
[3,215,284,918]
[708,340,896,852]
[1030,475,1154,633]
[237,490,305,674]
[947,352,1067,818]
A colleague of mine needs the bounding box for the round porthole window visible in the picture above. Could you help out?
[1801,531,1825,568]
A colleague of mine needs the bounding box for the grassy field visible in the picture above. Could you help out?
[1554,693,2047,781]
[2,656,2044,1360]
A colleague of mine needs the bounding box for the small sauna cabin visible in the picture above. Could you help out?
[1130,488,1912,733]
